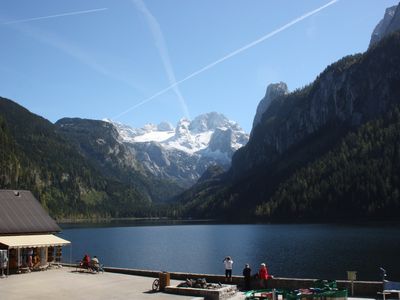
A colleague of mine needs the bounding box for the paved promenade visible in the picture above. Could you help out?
[0,267,378,300]
[0,266,233,300]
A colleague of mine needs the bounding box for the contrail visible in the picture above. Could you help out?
[132,0,190,120]
[114,0,339,120]
[3,8,108,25]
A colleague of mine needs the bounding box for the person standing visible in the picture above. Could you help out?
[27,248,33,269]
[258,263,273,289]
[223,256,233,282]
[242,264,252,290]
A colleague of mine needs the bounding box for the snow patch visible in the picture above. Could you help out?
[108,113,249,158]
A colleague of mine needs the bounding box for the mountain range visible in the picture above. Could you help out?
[107,113,248,187]
[173,4,400,221]
[1,3,400,222]
[0,99,248,219]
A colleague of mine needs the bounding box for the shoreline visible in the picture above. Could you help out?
[56,217,400,227]
[57,217,218,224]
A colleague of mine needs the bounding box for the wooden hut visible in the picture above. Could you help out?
[0,190,70,274]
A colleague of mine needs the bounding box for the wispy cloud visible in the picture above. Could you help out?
[114,0,339,120]
[131,0,190,120]
[2,8,108,25]
[2,7,147,95]
[1,7,109,75]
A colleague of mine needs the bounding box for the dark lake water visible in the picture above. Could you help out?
[59,222,400,281]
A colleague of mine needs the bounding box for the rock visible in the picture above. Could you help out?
[252,82,289,131]
[233,32,400,177]
[369,4,400,47]
[157,121,174,131]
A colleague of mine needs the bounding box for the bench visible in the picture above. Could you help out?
[75,260,104,273]
[378,281,400,300]
[75,260,90,272]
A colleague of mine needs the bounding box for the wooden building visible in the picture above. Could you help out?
[0,190,70,274]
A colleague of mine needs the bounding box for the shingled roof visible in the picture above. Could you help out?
[0,190,61,235]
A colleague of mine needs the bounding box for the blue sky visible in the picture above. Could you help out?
[0,0,398,132]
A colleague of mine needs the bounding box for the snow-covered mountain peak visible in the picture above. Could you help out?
[106,113,249,186]
[189,112,230,133]
[175,118,191,134]
[109,112,248,156]
[168,118,196,151]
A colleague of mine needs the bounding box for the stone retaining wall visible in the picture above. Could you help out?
[61,263,382,297]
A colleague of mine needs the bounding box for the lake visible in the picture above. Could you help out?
[59,222,400,281]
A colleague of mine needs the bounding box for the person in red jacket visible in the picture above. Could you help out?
[81,254,90,268]
[258,263,273,289]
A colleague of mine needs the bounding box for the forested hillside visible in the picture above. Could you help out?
[256,106,400,221]
[175,32,400,222]
[0,98,154,219]
[55,118,184,203]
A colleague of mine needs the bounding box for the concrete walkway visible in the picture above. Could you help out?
[0,266,245,300]
[0,268,379,300]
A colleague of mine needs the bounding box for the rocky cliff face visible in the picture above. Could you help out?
[175,31,400,221]
[370,3,400,47]
[232,33,400,176]
[130,141,200,185]
[252,82,289,131]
